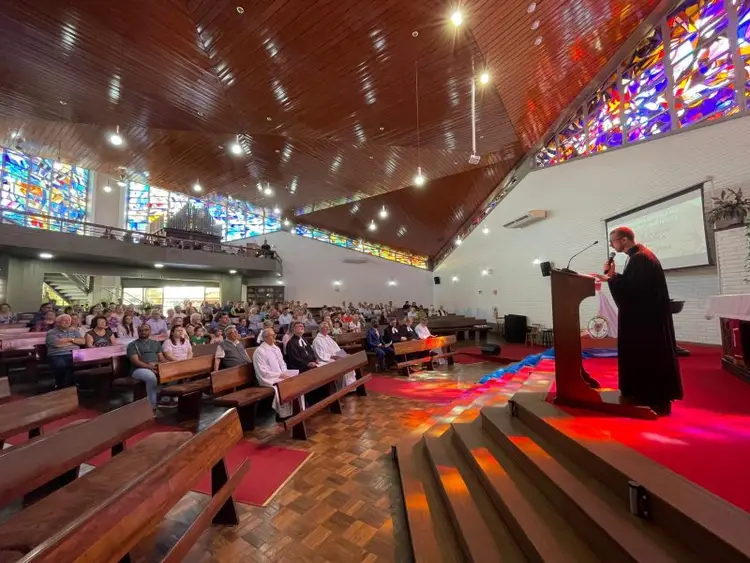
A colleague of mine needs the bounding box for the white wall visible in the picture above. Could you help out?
[90,171,127,229]
[435,115,750,344]
[236,231,433,307]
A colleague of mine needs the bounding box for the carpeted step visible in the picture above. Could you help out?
[507,394,750,563]
[482,405,698,563]
[392,439,463,563]
[423,431,526,562]
[451,419,597,563]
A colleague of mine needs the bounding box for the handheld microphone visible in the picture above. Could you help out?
[564,240,599,271]
[604,251,616,274]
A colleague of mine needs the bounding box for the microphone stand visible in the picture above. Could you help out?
[562,241,599,274]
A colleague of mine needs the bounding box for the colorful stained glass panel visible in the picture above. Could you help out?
[557,109,587,161]
[738,1,750,100]
[587,73,623,153]
[535,137,557,168]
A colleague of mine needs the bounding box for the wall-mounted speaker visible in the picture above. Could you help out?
[540,261,552,277]
[433,276,441,285]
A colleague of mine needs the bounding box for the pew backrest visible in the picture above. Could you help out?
[211,363,256,394]
[72,345,127,364]
[192,341,219,357]
[277,351,367,404]
[0,399,154,506]
[333,332,365,345]
[15,408,245,563]
[157,355,214,385]
[0,378,9,403]
[0,387,79,442]
[392,335,457,356]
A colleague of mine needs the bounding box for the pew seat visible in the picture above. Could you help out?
[392,336,457,377]
[276,351,370,440]
[0,387,79,448]
[156,356,214,418]
[0,409,247,562]
[210,361,270,430]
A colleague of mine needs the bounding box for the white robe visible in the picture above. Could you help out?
[252,341,304,417]
[312,334,356,387]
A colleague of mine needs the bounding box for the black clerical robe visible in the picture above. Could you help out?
[403,325,418,340]
[608,244,683,406]
[383,325,403,346]
[286,334,317,372]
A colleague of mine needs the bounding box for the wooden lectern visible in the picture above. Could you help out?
[550,269,657,419]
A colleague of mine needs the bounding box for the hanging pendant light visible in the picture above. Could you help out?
[413,36,426,187]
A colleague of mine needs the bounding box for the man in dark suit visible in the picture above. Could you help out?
[403,316,418,340]
[366,318,394,371]
[383,317,406,348]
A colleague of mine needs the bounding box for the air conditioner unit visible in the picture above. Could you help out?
[502,210,547,229]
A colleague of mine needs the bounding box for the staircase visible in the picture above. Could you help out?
[43,273,91,304]
[394,388,750,563]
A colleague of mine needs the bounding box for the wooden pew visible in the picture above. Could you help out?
[0,399,154,506]
[158,355,215,417]
[392,335,458,377]
[333,332,365,353]
[0,409,248,563]
[0,387,79,449]
[276,351,370,440]
[428,316,489,341]
[211,358,274,431]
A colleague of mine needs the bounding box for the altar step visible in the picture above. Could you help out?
[394,392,750,563]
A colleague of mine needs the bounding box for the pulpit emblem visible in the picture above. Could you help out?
[587,316,609,339]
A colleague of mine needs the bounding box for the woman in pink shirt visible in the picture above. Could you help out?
[161,326,193,361]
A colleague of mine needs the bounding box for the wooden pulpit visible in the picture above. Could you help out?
[550,269,657,419]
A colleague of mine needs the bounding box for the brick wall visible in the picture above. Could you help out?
[434,115,750,344]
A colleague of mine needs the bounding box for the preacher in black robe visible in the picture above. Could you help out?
[605,227,683,414]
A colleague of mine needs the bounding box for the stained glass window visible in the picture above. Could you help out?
[126,183,149,231]
[557,109,587,161]
[535,138,557,168]
[0,148,89,230]
[263,213,280,234]
[669,0,736,127]
[737,1,750,101]
[623,27,671,142]
[587,73,623,153]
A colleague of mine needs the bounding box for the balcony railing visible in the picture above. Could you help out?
[0,208,282,267]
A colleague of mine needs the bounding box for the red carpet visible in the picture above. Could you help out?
[453,354,484,365]
[368,375,473,403]
[85,425,311,507]
[459,343,548,364]
[546,344,750,512]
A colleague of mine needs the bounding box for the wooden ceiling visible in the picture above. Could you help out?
[0,0,660,257]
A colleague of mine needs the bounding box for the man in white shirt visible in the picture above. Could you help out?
[278,308,293,329]
[312,321,356,386]
[253,327,304,420]
[145,309,169,336]
[415,318,433,340]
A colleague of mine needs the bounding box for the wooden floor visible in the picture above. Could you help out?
[4,357,499,562]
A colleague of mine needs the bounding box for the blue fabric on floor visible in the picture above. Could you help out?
[479,347,617,383]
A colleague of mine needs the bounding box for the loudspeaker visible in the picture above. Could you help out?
[480,343,501,355]
[433,276,441,285]
[540,261,552,277]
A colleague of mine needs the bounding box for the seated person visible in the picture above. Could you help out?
[416,317,433,339]
[331,320,344,335]
[383,317,406,347]
[212,328,225,343]
[285,321,319,372]
[281,323,295,353]
[85,315,117,347]
[253,327,303,420]
[214,326,252,370]
[210,312,232,335]
[347,313,363,333]
[117,314,137,339]
[33,310,57,332]
[312,321,356,386]
[145,309,169,336]
[403,316,418,339]
[236,317,251,338]
[162,326,193,361]
[256,319,275,345]
[0,303,17,324]
[190,325,210,345]
[366,318,395,370]
[45,314,86,389]
[127,324,171,409]
[278,308,293,331]
[29,302,54,329]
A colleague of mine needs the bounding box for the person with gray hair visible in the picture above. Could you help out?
[214,325,251,371]
[45,314,86,389]
[252,326,304,420]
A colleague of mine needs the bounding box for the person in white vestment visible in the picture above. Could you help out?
[415,317,433,339]
[252,328,304,420]
[312,321,356,386]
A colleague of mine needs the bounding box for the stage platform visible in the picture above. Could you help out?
[393,342,750,562]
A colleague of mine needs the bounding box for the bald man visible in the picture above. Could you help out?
[598,226,683,415]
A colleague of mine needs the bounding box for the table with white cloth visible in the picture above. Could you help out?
[704,294,750,383]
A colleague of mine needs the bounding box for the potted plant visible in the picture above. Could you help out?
[708,188,750,230]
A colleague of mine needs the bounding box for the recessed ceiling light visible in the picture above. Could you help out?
[108,131,123,146]
[273,206,281,214]
[455,237,462,246]
[379,206,388,219]
[479,71,490,85]
[369,155,374,160]
[264,186,273,196]
[481,269,489,276]
[527,2,537,13]
[230,142,243,155]
[414,167,426,187]
[154,263,164,269]
[482,227,490,234]
[39,252,54,260]
[379,126,385,131]
[59,100,67,105]
[531,19,540,30]
[388,280,398,286]
[368,220,377,231]
[229,269,237,274]
[533,258,542,265]
[452,276,459,282]
[193,181,203,193]
[266,116,272,121]
[450,10,463,27]
[236,6,244,14]
[103,184,112,193]
[534,36,543,46]
[333,280,342,286]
